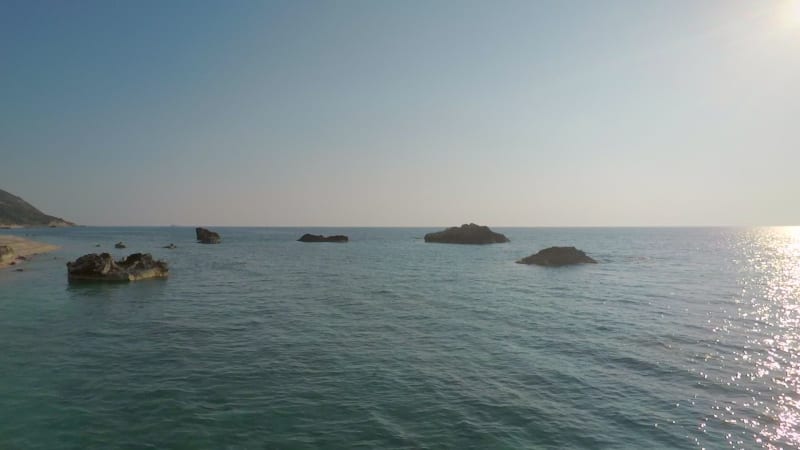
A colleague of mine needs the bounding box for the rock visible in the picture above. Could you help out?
[516,247,597,267]
[0,245,15,264]
[95,244,101,247]
[196,227,221,244]
[298,234,349,243]
[163,243,177,249]
[66,252,169,282]
[115,242,126,249]
[15,268,23,272]
[424,223,509,244]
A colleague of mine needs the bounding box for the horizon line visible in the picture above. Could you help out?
[31,224,800,229]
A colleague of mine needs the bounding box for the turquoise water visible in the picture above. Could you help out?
[1,227,799,449]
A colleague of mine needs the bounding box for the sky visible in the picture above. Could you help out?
[1,0,798,226]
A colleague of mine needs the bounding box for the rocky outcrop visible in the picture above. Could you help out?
[66,252,168,282]
[424,223,509,244]
[0,188,75,227]
[0,245,15,264]
[516,247,597,266]
[115,242,126,249]
[196,227,221,244]
[298,234,349,243]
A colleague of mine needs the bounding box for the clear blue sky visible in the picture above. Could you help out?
[2,0,798,226]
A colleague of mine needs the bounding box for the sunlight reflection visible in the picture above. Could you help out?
[700,227,800,449]
[750,227,800,449]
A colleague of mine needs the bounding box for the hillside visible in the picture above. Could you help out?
[0,189,74,227]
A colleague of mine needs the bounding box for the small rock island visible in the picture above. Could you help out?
[517,247,597,267]
[67,253,169,282]
[196,227,221,244]
[298,234,349,243]
[424,223,509,244]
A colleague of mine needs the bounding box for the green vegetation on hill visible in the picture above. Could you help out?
[0,189,74,227]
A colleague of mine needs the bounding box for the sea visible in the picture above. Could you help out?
[0,227,798,449]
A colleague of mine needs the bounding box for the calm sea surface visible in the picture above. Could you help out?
[1,227,798,449]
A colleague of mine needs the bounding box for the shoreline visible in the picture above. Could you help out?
[0,235,59,269]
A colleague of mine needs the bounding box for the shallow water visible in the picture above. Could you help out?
[1,227,798,449]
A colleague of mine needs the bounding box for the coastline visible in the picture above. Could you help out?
[0,235,59,269]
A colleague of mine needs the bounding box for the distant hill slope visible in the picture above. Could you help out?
[0,189,75,227]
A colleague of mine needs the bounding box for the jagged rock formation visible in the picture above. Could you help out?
[196,227,221,244]
[516,247,597,266]
[298,234,349,243]
[66,253,169,282]
[424,223,509,244]
[0,188,74,227]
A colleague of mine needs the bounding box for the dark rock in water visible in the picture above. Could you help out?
[95,244,101,247]
[196,227,221,244]
[298,234,349,243]
[424,223,509,244]
[163,243,177,249]
[114,242,126,249]
[66,252,169,282]
[516,247,597,267]
[15,268,23,272]
[0,245,15,264]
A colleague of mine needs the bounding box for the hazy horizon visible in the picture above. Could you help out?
[2,0,798,227]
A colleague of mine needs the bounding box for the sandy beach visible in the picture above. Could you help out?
[0,235,59,269]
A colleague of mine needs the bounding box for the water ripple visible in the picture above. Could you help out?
[1,227,798,448]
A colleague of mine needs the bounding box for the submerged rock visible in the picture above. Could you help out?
[516,247,597,267]
[66,252,169,282]
[298,234,349,243]
[115,242,126,249]
[196,227,221,244]
[424,223,509,244]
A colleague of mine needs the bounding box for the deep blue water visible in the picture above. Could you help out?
[1,227,799,449]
